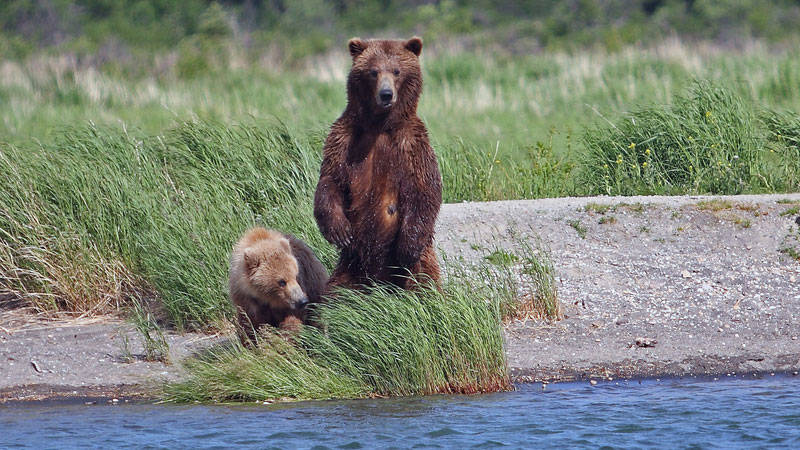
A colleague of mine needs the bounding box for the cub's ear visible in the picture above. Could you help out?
[405,37,422,56]
[243,248,258,269]
[279,237,291,253]
[348,38,367,59]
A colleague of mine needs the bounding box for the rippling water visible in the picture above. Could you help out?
[2,376,799,448]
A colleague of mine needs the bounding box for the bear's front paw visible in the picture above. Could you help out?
[330,222,352,248]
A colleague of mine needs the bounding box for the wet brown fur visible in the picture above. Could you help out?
[314,37,442,291]
[229,227,328,343]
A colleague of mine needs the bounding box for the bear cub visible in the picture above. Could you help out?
[229,227,328,343]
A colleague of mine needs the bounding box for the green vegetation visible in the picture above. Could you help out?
[618,203,649,213]
[164,330,367,403]
[484,250,519,266]
[582,82,800,196]
[5,1,800,61]
[693,200,762,229]
[514,237,560,320]
[476,234,560,321]
[696,200,734,211]
[568,220,588,239]
[129,298,171,362]
[598,216,617,225]
[0,122,331,329]
[584,203,613,215]
[780,207,800,217]
[780,226,800,261]
[164,271,511,403]
[735,218,752,229]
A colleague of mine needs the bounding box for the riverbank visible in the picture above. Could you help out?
[2,193,799,402]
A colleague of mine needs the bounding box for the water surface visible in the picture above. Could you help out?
[2,375,799,448]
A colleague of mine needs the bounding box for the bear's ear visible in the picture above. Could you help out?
[279,237,291,253]
[348,38,367,59]
[405,37,422,57]
[243,248,258,269]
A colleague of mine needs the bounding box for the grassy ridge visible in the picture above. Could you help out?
[164,271,512,403]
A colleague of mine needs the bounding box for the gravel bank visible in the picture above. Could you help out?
[2,193,799,401]
[437,193,800,383]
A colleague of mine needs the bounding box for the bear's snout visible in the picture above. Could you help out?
[376,75,396,108]
[289,284,309,310]
[379,88,393,104]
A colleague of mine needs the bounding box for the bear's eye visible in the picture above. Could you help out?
[278,279,287,287]
[369,69,378,78]
[393,68,400,76]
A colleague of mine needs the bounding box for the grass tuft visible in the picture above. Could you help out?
[163,331,366,403]
[696,200,734,211]
[780,226,800,261]
[584,202,613,214]
[568,220,588,239]
[129,297,171,363]
[598,216,617,225]
[475,233,560,321]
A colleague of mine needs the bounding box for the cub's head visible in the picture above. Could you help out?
[346,37,423,115]
[243,236,308,311]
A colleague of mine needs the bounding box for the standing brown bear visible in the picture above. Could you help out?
[314,37,442,290]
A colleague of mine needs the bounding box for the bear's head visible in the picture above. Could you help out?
[346,37,423,117]
[243,236,308,312]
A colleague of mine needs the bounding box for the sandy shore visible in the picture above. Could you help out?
[2,193,799,401]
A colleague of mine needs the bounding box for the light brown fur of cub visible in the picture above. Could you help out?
[229,227,328,343]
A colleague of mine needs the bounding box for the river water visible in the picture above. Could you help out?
[2,375,799,448]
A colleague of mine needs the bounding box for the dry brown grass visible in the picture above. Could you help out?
[1,230,139,317]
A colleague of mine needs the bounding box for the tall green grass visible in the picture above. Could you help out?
[0,122,333,328]
[0,118,567,327]
[163,269,511,403]
[581,81,800,195]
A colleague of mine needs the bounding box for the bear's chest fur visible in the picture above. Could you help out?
[344,130,403,235]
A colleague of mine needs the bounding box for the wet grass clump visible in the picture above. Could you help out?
[163,276,511,403]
